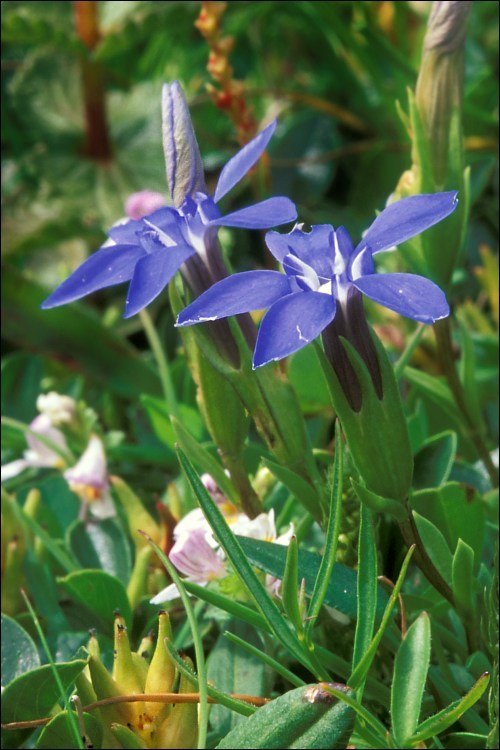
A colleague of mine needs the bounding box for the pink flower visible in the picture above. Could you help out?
[64,435,115,519]
[125,190,165,221]
[1,414,69,481]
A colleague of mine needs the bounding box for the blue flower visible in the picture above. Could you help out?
[177,191,458,368]
[41,82,296,318]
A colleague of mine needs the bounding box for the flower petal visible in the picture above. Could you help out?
[41,244,145,309]
[177,270,291,325]
[266,225,335,274]
[214,121,276,203]
[162,82,207,206]
[124,244,195,318]
[209,197,297,229]
[359,191,459,254]
[253,291,336,368]
[353,272,449,323]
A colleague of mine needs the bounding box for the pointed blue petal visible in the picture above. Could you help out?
[177,270,291,325]
[266,225,335,275]
[108,219,143,244]
[124,244,195,318]
[353,272,449,323]
[214,121,276,203]
[41,244,145,309]
[209,197,297,229]
[253,291,336,368]
[162,82,207,207]
[359,192,459,254]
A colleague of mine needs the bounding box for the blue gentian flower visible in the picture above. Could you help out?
[41,82,296,318]
[177,191,458,368]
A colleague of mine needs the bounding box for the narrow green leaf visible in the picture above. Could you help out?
[172,417,237,502]
[262,458,319,512]
[352,504,377,699]
[176,448,320,678]
[351,480,407,521]
[391,611,431,745]
[348,546,415,691]
[281,537,303,635]
[1,660,88,723]
[452,539,476,621]
[305,421,343,639]
[68,519,132,584]
[409,673,490,743]
[404,367,461,424]
[321,683,389,746]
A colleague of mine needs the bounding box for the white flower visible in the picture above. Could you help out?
[1,414,69,481]
[150,475,294,605]
[36,392,76,425]
[150,528,227,604]
[64,435,115,519]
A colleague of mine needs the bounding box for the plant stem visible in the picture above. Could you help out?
[74,0,112,161]
[434,317,498,488]
[399,502,454,606]
[139,309,180,421]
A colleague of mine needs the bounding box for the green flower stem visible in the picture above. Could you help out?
[139,309,181,422]
[434,317,498,488]
[399,501,454,605]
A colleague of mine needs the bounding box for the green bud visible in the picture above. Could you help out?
[143,612,176,726]
[395,1,471,289]
[155,659,198,750]
[111,476,161,551]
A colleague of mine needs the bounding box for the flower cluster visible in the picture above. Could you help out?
[177,192,458,368]
[1,393,115,520]
[151,474,293,604]
[41,82,296,319]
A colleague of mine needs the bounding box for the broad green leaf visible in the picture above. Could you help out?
[412,431,457,489]
[391,612,431,745]
[236,536,388,621]
[352,505,377,699]
[1,614,40,687]
[452,539,476,621]
[58,570,132,634]
[412,512,453,584]
[36,711,103,750]
[404,367,461,423]
[216,683,355,749]
[409,673,490,743]
[140,394,204,448]
[1,659,87,723]
[1,352,43,422]
[1,265,162,400]
[207,620,266,737]
[412,482,485,559]
[68,519,132,584]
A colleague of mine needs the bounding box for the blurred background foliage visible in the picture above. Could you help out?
[1,0,498,481]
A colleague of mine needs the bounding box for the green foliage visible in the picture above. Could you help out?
[1,2,498,748]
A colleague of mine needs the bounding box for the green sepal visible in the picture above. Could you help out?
[316,330,413,501]
[351,479,406,521]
